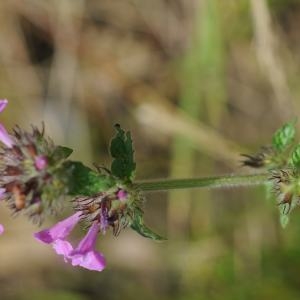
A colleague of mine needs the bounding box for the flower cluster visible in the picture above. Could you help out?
[35,212,105,271]
[0,101,69,225]
[34,185,136,271]
[74,185,140,236]
[0,100,161,272]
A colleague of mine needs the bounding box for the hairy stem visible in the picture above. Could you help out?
[134,173,269,192]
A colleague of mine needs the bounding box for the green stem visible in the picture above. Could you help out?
[134,173,269,192]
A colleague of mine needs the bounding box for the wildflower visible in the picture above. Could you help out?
[34,212,81,261]
[0,224,3,235]
[35,212,106,271]
[34,185,139,271]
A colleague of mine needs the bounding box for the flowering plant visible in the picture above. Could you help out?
[0,99,300,271]
[0,100,162,271]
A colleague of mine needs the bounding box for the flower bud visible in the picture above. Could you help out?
[73,184,143,236]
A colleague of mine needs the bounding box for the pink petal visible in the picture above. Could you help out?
[71,250,106,271]
[69,222,106,271]
[0,99,8,113]
[0,224,4,235]
[0,124,13,148]
[71,221,100,253]
[34,212,81,244]
[52,239,73,262]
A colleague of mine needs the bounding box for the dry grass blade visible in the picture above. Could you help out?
[250,0,293,121]
[133,92,246,168]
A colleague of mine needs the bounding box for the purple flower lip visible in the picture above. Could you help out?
[0,99,13,148]
[0,224,4,235]
[71,250,106,272]
[52,239,74,262]
[0,99,8,113]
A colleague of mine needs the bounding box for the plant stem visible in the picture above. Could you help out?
[134,173,269,192]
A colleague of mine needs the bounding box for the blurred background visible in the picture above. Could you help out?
[1,0,300,299]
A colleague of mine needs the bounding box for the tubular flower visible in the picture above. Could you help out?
[69,221,106,271]
[34,212,81,244]
[34,212,81,261]
[35,212,106,271]
[34,186,138,271]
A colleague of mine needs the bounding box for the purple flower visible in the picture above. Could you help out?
[0,99,13,148]
[34,212,106,271]
[34,212,81,263]
[0,224,4,235]
[34,211,81,244]
[69,221,106,272]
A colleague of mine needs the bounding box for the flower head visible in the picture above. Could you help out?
[0,119,71,223]
[74,185,142,236]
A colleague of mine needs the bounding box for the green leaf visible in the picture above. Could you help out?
[272,120,296,152]
[290,143,300,168]
[280,214,289,228]
[52,146,73,161]
[63,161,115,196]
[110,124,136,180]
[130,210,166,241]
